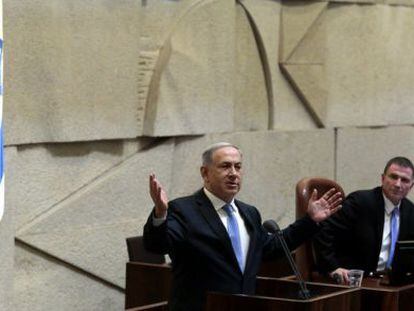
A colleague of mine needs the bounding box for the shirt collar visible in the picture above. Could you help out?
[382,192,400,215]
[203,187,236,212]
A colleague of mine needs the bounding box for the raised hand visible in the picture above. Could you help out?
[149,173,168,218]
[307,188,342,223]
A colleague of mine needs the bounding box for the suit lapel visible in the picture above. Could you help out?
[399,199,410,239]
[235,200,257,272]
[374,188,385,255]
[194,190,240,268]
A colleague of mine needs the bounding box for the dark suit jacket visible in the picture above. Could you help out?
[143,189,319,311]
[314,187,414,273]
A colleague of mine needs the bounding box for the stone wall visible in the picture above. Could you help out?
[2,0,414,309]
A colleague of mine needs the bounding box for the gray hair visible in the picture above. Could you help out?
[201,142,242,165]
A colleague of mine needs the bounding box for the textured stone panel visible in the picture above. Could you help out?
[139,0,198,50]
[18,222,140,288]
[171,130,334,229]
[5,0,141,144]
[280,2,414,129]
[385,0,414,5]
[282,64,326,125]
[142,0,234,136]
[234,4,268,131]
[14,244,123,311]
[280,1,327,126]
[325,4,414,127]
[17,140,175,287]
[280,1,327,62]
[337,126,414,203]
[9,139,151,232]
[241,0,316,131]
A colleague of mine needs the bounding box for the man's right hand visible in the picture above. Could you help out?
[149,174,168,218]
[329,267,350,285]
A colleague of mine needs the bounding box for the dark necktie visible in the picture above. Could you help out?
[387,207,400,268]
[222,204,244,271]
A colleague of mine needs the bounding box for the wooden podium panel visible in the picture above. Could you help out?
[207,278,360,311]
[125,261,361,310]
[360,277,414,311]
[311,273,414,311]
[125,258,295,309]
[125,262,172,309]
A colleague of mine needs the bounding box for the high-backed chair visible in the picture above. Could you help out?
[126,236,165,264]
[295,177,345,281]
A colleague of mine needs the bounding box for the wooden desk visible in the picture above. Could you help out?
[312,273,414,311]
[360,277,414,311]
[125,262,414,311]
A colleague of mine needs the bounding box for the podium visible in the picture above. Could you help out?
[206,278,360,311]
[125,262,360,310]
[125,255,294,309]
[125,262,171,309]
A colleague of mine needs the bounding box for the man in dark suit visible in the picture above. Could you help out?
[144,142,342,311]
[314,157,414,284]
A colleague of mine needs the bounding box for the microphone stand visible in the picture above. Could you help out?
[275,230,311,299]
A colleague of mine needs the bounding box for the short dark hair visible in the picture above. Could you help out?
[201,142,242,166]
[383,157,414,177]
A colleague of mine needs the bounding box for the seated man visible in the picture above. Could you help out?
[314,157,414,284]
[143,142,342,311]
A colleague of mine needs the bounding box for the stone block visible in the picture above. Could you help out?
[14,244,123,311]
[280,1,328,127]
[142,0,235,136]
[241,0,316,130]
[5,0,142,144]
[9,139,151,232]
[17,140,175,287]
[234,4,268,131]
[280,1,327,63]
[279,2,414,128]
[324,4,414,127]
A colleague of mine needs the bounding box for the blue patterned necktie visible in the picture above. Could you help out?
[222,204,244,271]
[387,207,400,269]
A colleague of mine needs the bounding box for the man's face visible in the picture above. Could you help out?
[201,146,242,203]
[382,163,414,205]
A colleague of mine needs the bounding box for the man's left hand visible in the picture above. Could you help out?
[307,188,342,223]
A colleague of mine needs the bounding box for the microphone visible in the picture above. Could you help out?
[263,219,311,299]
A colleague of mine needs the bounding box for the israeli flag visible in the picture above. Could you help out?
[0,1,4,222]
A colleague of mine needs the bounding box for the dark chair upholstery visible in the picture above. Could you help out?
[295,177,345,281]
[126,236,165,264]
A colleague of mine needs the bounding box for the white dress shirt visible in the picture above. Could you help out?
[203,188,250,271]
[377,194,400,271]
